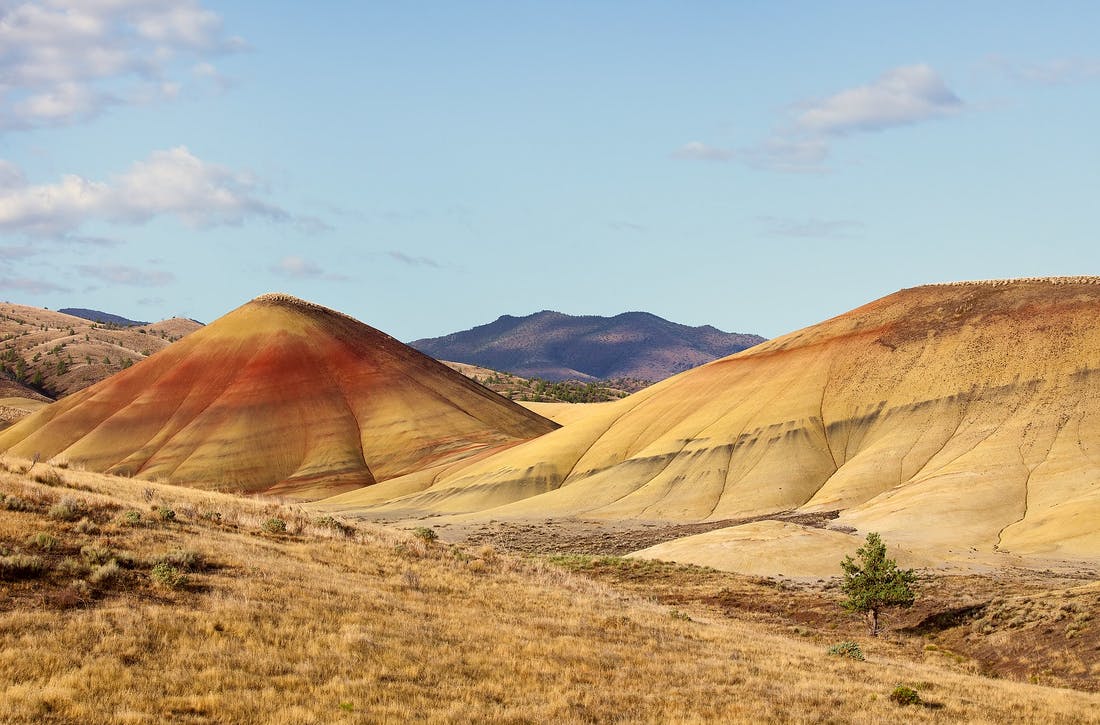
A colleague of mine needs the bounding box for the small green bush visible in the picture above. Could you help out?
[827,641,865,661]
[261,517,287,535]
[156,507,176,522]
[119,510,143,526]
[26,532,59,551]
[412,527,438,544]
[150,562,188,589]
[889,685,922,706]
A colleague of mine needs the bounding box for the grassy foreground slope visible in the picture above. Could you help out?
[1,459,1098,723]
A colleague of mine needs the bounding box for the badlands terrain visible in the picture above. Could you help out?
[0,294,556,500]
[1,278,1099,721]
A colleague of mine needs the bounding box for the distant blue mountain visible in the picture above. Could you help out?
[59,308,147,327]
[412,310,765,382]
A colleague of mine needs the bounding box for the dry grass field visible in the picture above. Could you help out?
[1,459,1098,723]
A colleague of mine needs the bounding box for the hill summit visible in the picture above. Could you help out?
[411,310,764,381]
[0,294,556,499]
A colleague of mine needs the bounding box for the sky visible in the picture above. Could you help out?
[0,1,1098,340]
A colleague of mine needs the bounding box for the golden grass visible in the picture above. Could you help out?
[1,458,1098,724]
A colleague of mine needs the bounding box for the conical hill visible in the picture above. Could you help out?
[0,294,557,499]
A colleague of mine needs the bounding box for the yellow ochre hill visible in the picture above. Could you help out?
[317,277,1100,569]
[0,294,557,499]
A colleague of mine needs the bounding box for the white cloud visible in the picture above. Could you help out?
[0,0,244,130]
[743,137,829,174]
[672,141,736,162]
[0,146,291,237]
[723,64,966,173]
[386,250,443,269]
[796,64,963,136]
[78,263,174,287]
[272,255,349,281]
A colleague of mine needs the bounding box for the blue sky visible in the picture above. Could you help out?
[0,1,1097,340]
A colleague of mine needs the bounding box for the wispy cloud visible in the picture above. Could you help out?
[985,55,1100,86]
[271,255,350,281]
[0,147,293,238]
[0,0,246,131]
[386,250,443,269]
[78,264,174,287]
[672,141,736,162]
[756,216,864,239]
[679,64,965,173]
[794,64,963,136]
[0,275,70,294]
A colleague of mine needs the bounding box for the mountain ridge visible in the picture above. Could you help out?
[411,309,764,381]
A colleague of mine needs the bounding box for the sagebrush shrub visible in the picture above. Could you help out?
[119,510,143,526]
[89,560,120,584]
[262,517,287,534]
[150,562,188,589]
[0,554,46,579]
[48,499,82,521]
[26,532,59,551]
[889,685,922,706]
[2,495,32,512]
[412,527,438,544]
[827,641,865,661]
[152,549,203,571]
[81,545,114,565]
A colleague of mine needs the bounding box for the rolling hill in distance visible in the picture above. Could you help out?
[0,303,201,403]
[321,277,1100,573]
[411,310,765,382]
[57,308,151,327]
[0,294,556,499]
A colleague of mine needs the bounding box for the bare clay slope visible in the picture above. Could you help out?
[322,278,1100,563]
[0,294,556,499]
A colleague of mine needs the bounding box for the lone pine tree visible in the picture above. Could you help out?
[840,532,916,636]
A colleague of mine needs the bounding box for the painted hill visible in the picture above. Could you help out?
[320,277,1100,568]
[411,310,765,381]
[0,303,201,401]
[0,294,557,499]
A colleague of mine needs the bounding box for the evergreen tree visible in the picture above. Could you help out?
[840,532,916,636]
